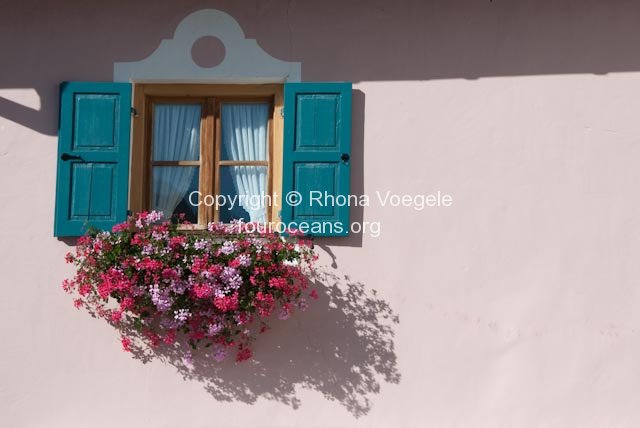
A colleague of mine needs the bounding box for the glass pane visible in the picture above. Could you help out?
[218,166,268,223]
[220,103,269,161]
[152,166,199,224]
[152,104,201,161]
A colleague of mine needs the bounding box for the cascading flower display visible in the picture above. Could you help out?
[63,211,317,362]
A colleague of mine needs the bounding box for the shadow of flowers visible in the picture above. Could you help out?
[126,267,400,417]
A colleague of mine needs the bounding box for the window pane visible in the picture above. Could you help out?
[152,166,199,223]
[220,103,269,161]
[218,166,268,223]
[152,104,201,161]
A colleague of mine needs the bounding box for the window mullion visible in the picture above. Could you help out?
[197,98,214,226]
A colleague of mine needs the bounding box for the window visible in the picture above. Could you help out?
[129,84,284,228]
[54,81,352,237]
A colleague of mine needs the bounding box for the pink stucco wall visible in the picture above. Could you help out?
[2,1,640,427]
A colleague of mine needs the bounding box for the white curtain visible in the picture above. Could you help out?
[152,104,201,219]
[221,104,269,223]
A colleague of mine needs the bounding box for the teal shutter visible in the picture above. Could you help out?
[282,82,352,237]
[54,82,132,237]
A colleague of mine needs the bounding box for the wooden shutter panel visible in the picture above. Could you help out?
[282,82,352,237]
[54,82,132,237]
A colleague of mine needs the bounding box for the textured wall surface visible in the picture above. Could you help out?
[2,1,640,427]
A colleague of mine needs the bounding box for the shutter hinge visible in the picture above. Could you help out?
[131,107,138,117]
[280,108,284,118]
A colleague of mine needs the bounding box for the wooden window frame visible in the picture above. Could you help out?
[129,84,284,228]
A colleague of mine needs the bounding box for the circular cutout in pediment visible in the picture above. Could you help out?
[191,36,226,68]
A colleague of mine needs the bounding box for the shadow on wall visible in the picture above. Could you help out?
[4,0,640,135]
[126,267,400,418]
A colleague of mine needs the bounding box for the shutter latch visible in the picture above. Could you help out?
[131,107,138,117]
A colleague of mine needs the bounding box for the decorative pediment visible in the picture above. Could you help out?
[114,9,301,83]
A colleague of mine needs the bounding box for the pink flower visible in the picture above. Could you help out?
[131,233,145,246]
[146,331,160,348]
[268,277,288,289]
[255,292,275,318]
[78,283,91,296]
[190,256,209,274]
[73,299,83,309]
[236,347,252,362]
[162,268,178,281]
[92,240,104,252]
[111,223,129,233]
[214,292,239,312]
[169,235,186,249]
[207,264,223,276]
[119,297,134,311]
[121,336,132,352]
[110,310,122,323]
[97,282,112,299]
[163,330,176,345]
[61,279,75,293]
[192,283,213,299]
[97,268,132,299]
[309,289,319,300]
[138,258,163,271]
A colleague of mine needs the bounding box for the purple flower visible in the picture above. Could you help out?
[147,211,164,223]
[182,351,194,367]
[152,230,168,241]
[278,307,291,320]
[160,316,180,330]
[174,309,191,323]
[131,285,146,297]
[193,239,209,251]
[135,210,164,228]
[219,241,237,255]
[221,266,242,289]
[234,314,248,325]
[149,284,173,311]
[207,322,223,336]
[169,279,188,295]
[212,345,227,362]
[235,254,252,267]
